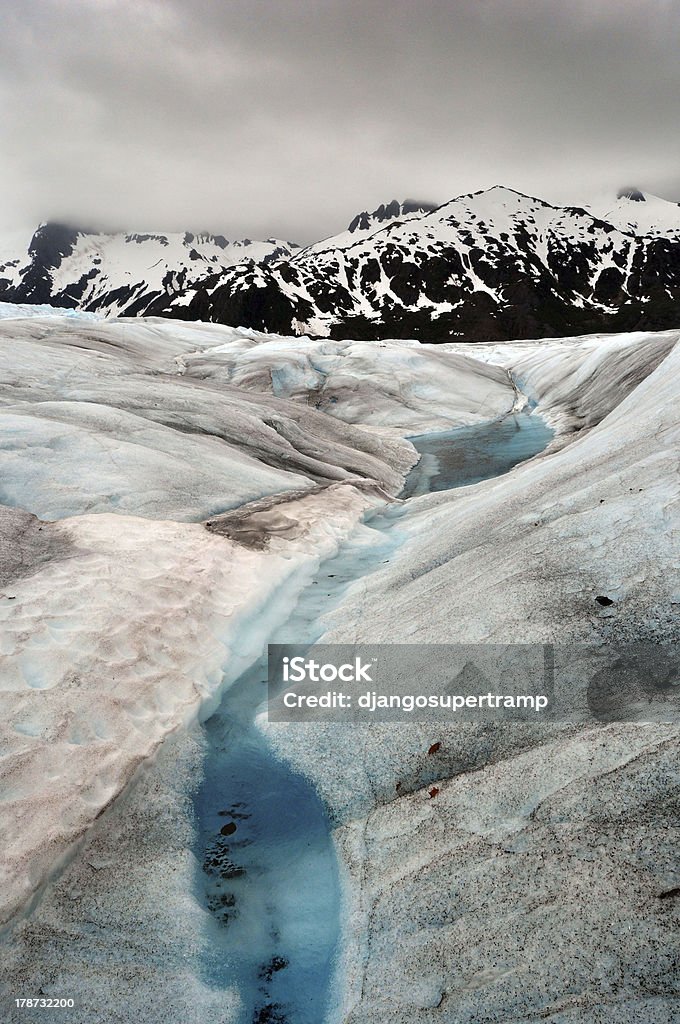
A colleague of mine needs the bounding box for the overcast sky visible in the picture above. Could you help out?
[1,0,680,242]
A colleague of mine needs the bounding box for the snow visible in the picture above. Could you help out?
[271,185,643,333]
[49,231,278,303]
[298,207,428,257]
[0,230,297,317]
[0,231,35,279]
[587,190,680,237]
[5,187,680,338]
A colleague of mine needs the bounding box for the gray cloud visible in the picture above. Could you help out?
[1,0,680,242]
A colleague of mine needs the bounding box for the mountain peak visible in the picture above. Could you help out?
[6,185,680,339]
[616,186,646,202]
[587,188,680,236]
[347,198,437,233]
[28,222,80,266]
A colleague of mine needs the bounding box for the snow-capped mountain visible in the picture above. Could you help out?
[3,186,680,341]
[153,185,680,341]
[0,224,298,317]
[586,187,680,238]
[299,198,439,255]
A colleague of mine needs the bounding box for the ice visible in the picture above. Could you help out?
[316,329,680,645]
[1,313,678,1022]
[1,725,242,1024]
[0,483,384,929]
[0,318,415,520]
[0,314,514,933]
[261,327,680,1023]
[174,333,515,435]
[0,300,102,320]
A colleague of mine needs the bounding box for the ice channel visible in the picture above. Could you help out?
[192,407,554,1024]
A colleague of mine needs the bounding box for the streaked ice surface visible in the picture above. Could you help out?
[193,409,553,1023]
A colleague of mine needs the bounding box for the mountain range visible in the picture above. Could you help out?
[3,186,680,342]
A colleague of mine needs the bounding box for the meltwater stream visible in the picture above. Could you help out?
[401,404,555,498]
[193,408,553,1024]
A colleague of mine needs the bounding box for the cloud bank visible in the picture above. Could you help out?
[1,0,679,241]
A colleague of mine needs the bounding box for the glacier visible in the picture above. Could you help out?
[0,312,678,1023]
[0,314,517,932]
